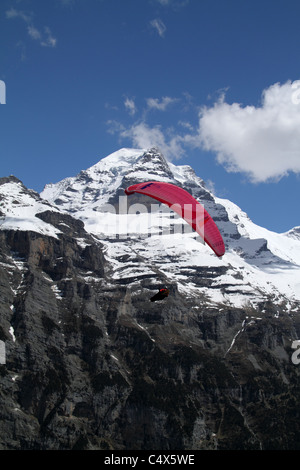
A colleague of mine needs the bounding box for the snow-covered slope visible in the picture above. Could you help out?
[0,176,61,238]
[41,148,146,213]
[0,148,297,311]
[39,148,300,310]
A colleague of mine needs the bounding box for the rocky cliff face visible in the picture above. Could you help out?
[1,151,300,450]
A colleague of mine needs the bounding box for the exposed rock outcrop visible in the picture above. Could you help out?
[1,150,300,450]
[1,219,300,449]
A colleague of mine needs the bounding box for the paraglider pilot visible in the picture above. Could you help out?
[150,288,170,302]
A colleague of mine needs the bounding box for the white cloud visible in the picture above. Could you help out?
[6,9,32,23]
[120,122,185,160]
[107,82,300,184]
[146,96,177,111]
[150,18,166,37]
[124,97,137,116]
[178,120,194,131]
[106,120,125,135]
[27,25,41,41]
[6,8,57,48]
[41,27,57,48]
[197,81,300,182]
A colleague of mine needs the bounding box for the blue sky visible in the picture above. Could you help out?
[1,0,300,233]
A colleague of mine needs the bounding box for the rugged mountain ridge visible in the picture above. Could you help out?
[41,147,300,309]
[0,150,300,450]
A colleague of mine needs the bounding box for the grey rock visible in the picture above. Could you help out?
[1,150,300,450]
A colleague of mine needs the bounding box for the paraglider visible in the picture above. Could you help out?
[125,181,225,257]
[150,288,170,302]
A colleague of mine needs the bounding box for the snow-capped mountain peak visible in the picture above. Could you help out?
[1,148,299,309]
[41,147,208,212]
[38,148,300,309]
[41,148,168,212]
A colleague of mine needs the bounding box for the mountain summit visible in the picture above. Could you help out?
[41,147,204,213]
[41,147,300,309]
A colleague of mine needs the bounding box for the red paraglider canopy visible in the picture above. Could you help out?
[125,181,225,257]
